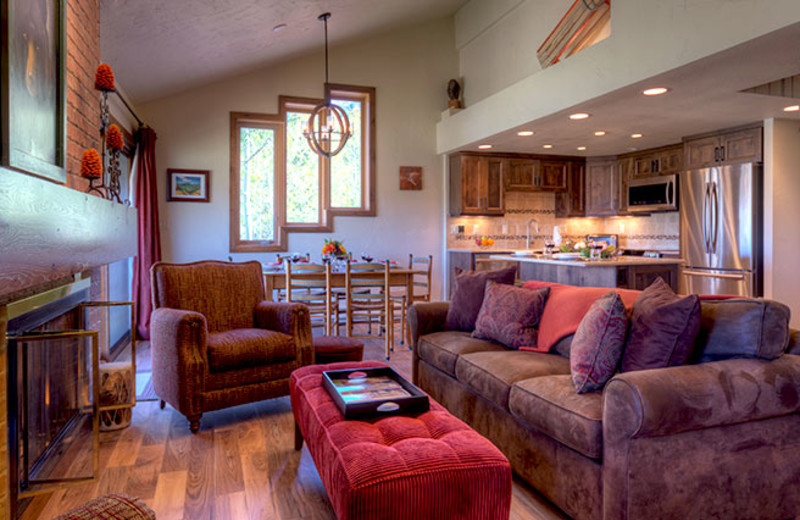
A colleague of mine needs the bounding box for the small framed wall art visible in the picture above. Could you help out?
[399,166,422,190]
[167,169,210,202]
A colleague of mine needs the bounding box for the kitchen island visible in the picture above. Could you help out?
[490,254,684,291]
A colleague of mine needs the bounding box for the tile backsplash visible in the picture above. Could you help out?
[447,191,680,252]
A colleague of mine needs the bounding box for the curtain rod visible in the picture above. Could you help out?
[114,90,144,127]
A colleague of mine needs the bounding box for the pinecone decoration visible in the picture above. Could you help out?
[81,149,103,179]
[106,124,124,151]
[94,63,115,92]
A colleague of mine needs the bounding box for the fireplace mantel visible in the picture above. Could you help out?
[0,168,138,304]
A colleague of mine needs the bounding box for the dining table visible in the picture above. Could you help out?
[262,266,425,303]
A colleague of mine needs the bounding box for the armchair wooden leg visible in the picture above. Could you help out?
[159,400,166,410]
[188,414,202,434]
[295,421,304,451]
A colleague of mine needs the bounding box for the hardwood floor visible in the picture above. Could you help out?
[20,329,568,520]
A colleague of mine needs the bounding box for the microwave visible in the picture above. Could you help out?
[627,174,678,213]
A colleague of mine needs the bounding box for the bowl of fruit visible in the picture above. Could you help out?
[475,236,495,248]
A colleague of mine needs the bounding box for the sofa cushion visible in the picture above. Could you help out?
[570,292,629,394]
[531,284,640,352]
[472,283,550,349]
[207,328,296,372]
[694,298,791,362]
[622,277,701,372]
[509,375,603,459]
[417,331,506,376]
[446,266,517,331]
[455,351,570,410]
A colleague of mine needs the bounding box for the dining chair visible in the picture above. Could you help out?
[345,260,397,360]
[285,260,332,335]
[409,254,433,303]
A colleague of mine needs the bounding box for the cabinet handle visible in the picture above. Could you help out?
[713,147,718,162]
[719,145,725,161]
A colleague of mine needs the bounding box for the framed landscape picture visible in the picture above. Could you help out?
[0,0,67,183]
[167,169,210,202]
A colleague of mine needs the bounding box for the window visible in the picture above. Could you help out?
[231,85,375,252]
[230,113,286,252]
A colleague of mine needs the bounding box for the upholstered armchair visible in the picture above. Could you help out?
[150,260,313,432]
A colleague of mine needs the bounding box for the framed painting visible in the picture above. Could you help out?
[0,0,67,183]
[167,169,210,202]
[399,166,422,190]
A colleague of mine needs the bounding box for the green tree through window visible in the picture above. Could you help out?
[239,127,275,241]
[286,111,320,223]
[330,99,362,208]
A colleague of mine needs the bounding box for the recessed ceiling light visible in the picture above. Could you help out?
[594,131,606,136]
[643,87,669,96]
[631,133,643,139]
[577,146,587,151]
[542,144,553,149]
[517,130,535,136]
[272,23,287,32]
[569,113,590,120]
[478,144,492,149]
[783,105,800,112]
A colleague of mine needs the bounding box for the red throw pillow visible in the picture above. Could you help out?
[445,266,517,331]
[570,291,629,394]
[472,283,550,349]
[621,277,701,372]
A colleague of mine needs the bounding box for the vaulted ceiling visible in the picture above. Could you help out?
[100,0,468,103]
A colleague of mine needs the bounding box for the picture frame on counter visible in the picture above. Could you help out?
[0,0,68,184]
[167,168,210,202]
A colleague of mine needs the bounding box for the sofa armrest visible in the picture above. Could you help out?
[254,301,314,365]
[408,302,450,350]
[150,308,208,415]
[787,328,800,355]
[603,355,800,439]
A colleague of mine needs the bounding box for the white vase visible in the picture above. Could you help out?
[553,226,562,248]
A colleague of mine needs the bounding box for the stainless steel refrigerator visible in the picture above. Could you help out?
[680,163,762,297]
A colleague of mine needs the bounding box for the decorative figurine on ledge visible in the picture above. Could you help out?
[447,78,463,109]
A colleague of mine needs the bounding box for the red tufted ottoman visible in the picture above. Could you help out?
[290,361,512,520]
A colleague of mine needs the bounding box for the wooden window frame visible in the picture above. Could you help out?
[229,112,287,253]
[327,84,376,217]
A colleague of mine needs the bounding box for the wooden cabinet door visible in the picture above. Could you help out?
[485,158,505,214]
[540,161,568,191]
[659,145,684,175]
[632,154,656,178]
[586,160,618,216]
[506,159,537,190]
[460,156,485,215]
[685,136,719,170]
[556,161,586,217]
[722,127,762,163]
[625,264,679,292]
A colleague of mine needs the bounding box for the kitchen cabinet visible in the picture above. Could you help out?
[586,158,619,217]
[449,154,505,216]
[505,159,567,191]
[624,143,684,179]
[617,264,679,291]
[684,125,762,170]
[555,161,586,217]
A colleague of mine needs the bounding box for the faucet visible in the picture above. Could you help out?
[526,218,539,250]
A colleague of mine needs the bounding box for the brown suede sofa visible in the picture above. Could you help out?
[409,291,800,520]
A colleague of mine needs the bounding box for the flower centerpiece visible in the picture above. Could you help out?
[322,238,348,260]
[560,239,616,259]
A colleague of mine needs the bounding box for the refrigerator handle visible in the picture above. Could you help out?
[702,183,710,254]
[682,270,746,281]
[711,181,719,253]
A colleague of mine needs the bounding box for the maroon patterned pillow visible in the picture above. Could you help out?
[570,291,629,394]
[445,266,517,331]
[472,282,550,349]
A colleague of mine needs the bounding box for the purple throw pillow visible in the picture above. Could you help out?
[570,291,628,394]
[472,282,550,349]
[621,277,701,372]
[446,266,517,331]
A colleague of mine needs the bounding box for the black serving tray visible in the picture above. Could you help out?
[322,366,430,420]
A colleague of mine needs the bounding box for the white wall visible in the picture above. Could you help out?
[139,18,457,299]
[764,118,800,328]
[439,0,800,152]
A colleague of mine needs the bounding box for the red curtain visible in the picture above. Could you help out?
[132,126,161,339]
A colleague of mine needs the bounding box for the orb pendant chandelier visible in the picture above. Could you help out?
[304,13,351,158]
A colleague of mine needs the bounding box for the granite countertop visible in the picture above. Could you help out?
[447,248,515,254]
[489,254,685,267]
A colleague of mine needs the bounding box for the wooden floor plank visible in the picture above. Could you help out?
[151,471,188,520]
[182,431,215,520]
[213,428,245,496]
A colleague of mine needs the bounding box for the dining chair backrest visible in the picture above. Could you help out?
[285,261,332,334]
[344,260,394,354]
[408,254,433,302]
